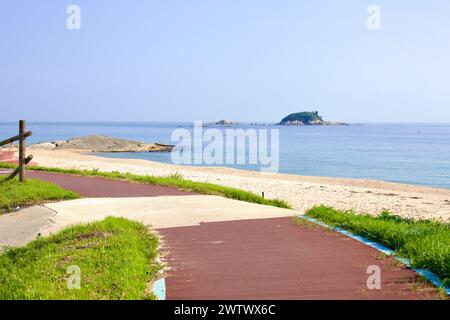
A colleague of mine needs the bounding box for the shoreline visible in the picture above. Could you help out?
[95,152,450,192]
[19,147,450,221]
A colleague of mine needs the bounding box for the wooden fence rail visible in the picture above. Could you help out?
[0,131,32,147]
[0,120,33,182]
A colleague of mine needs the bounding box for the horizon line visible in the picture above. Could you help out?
[1,120,450,125]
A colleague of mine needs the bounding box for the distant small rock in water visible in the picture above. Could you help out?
[30,135,174,153]
[214,119,238,126]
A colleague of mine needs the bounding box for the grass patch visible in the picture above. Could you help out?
[0,177,79,214]
[0,163,291,209]
[0,217,160,300]
[305,206,450,288]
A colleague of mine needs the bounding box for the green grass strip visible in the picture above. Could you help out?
[0,217,160,300]
[0,162,291,209]
[0,177,79,214]
[306,205,450,287]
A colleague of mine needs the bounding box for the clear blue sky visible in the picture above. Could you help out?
[1,1,450,122]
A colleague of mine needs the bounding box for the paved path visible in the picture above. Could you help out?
[0,171,441,299]
[0,206,55,248]
[26,171,194,197]
[158,217,439,299]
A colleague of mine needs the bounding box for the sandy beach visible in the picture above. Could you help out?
[18,147,450,221]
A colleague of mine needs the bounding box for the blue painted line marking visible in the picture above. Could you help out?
[299,215,450,296]
[152,278,166,300]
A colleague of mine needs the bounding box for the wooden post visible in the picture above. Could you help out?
[7,155,33,180]
[18,120,26,182]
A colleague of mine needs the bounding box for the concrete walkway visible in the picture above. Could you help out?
[0,171,292,247]
[0,206,56,248]
[0,195,292,248]
[42,195,293,235]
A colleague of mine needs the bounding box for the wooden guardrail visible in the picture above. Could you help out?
[0,120,33,181]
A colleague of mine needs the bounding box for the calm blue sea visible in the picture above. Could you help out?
[1,122,450,189]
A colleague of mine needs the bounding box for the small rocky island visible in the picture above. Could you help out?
[30,135,174,153]
[201,119,239,127]
[214,120,238,126]
[279,111,347,126]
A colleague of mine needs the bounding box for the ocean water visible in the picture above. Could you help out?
[1,122,450,189]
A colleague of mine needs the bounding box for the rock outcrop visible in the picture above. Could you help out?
[214,120,238,126]
[30,135,174,153]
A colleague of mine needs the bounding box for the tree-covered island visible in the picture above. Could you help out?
[279,111,348,125]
